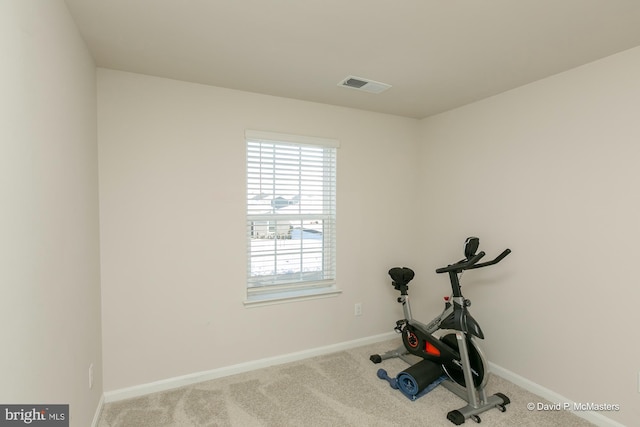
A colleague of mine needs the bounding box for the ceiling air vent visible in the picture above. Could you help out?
[339,75,391,94]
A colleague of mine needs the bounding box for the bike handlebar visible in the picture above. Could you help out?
[467,248,511,270]
[435,251,486,274]
[435,248,511,274]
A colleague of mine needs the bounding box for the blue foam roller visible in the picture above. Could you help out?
[396,359,447,400]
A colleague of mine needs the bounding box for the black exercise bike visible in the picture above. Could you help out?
[370,237,511,425]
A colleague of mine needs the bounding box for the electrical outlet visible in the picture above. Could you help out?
[89,363,94,390]
[354,303,362,316]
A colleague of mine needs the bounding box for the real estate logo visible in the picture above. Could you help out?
[0,405,68,426]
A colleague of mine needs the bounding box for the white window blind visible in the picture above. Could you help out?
[246,130,338,303]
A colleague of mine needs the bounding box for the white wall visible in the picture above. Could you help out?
[0,2,102,426]
[417,46,640,426]
[97,69,421,392]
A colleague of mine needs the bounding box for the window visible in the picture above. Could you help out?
[245,130,340,304]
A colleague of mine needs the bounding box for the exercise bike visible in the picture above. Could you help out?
[370,237,511,425]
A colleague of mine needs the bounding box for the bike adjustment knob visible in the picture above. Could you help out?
[464,299,472,307]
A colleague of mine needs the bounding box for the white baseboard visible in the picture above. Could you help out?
[489,362,627,427]
[103,332,396,403]
[91,394,104,427]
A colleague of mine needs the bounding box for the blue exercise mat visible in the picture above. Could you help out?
[397,372,447,400]
[378,359,447,401]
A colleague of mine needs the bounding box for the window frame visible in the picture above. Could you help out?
[244,130,340,306]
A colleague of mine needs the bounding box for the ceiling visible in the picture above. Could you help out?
[64,0,640,119]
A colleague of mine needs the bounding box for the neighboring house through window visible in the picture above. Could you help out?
[245,130,340,304]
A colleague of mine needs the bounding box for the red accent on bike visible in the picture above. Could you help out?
[444,296,450,301]
[425,341,441,357]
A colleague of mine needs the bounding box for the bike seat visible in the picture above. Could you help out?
[389,267,415,286]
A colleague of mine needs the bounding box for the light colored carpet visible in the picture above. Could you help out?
[97,339,596,427]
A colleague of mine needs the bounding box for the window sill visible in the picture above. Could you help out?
[244,286,342,308]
